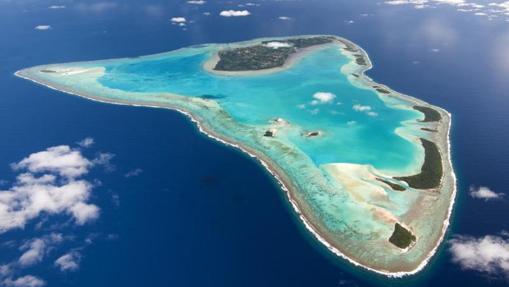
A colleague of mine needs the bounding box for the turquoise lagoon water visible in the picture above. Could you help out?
[97,44,421,172]
[21,41,432,271]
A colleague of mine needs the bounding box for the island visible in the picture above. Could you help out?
[15,35,455,277]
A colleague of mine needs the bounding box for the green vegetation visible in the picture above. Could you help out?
[376,178,406,191]
[354,54,367,66]
[414,106,442,122]
[389,223,416,249]
[421,128,437,132]
[375,88,390,94]
[264,130,275,137]
[395,139,443,189]
[214,36,334,71]
[275,36,335,49]
[342,41,358,53]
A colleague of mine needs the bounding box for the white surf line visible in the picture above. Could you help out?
[14,36,457,277]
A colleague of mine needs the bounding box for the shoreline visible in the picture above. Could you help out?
[202,42,334,77]
[14,35,456,277]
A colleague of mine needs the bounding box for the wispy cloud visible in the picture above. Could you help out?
[352,104,378,116]
[385,0,509,20]
[77,137,94,148]
[2,275,45,287]
[18,239,46,267]
[55,251,81,272]
[18,234,63,267]
[187,0,205,4]
[124,168,143,178]
[34,25,51,31]
[470,186,504,200]
[93,152,115,172]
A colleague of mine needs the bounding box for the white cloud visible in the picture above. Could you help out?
[70,202,99,225]
[312,92,336,104]
[490,2,509,12]
[171,17,188,28]
[278,16,291,20]
[171,17,187,24]
[434,0,465,4]
[11,145,92,179]
[18,239,46,267]
[219,10,250,17]
[384,0,508,19]
[3,275,45,287]
[187,0,205,4]
[353,104,378,116]
[0,145,102,233]
[77,137,94,148]
[17,234,63,267]
[385,0,428,5]
[55,252,80,272]
[203,12,211,16]
[34,25,51,31]
[352,104,372,112]
[48,5,65,9]
[385,0,466,5]
[0,143,112,285]
[469,186,503,200]
[449,234,509,278]
[264,41,291,49]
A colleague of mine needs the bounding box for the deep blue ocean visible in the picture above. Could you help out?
[1,0,508,286]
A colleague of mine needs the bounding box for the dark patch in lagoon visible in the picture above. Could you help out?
[376,178,406,191]
[421,128,438,133]
[376,88,390,94]
[395,139,443,190]
[389,223,416,249]
[304,131,321,138]
[414,106,442,122]
[200,94,226,100]
[263,130,275,137]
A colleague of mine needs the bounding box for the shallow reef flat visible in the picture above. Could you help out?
[16,35,455,276]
